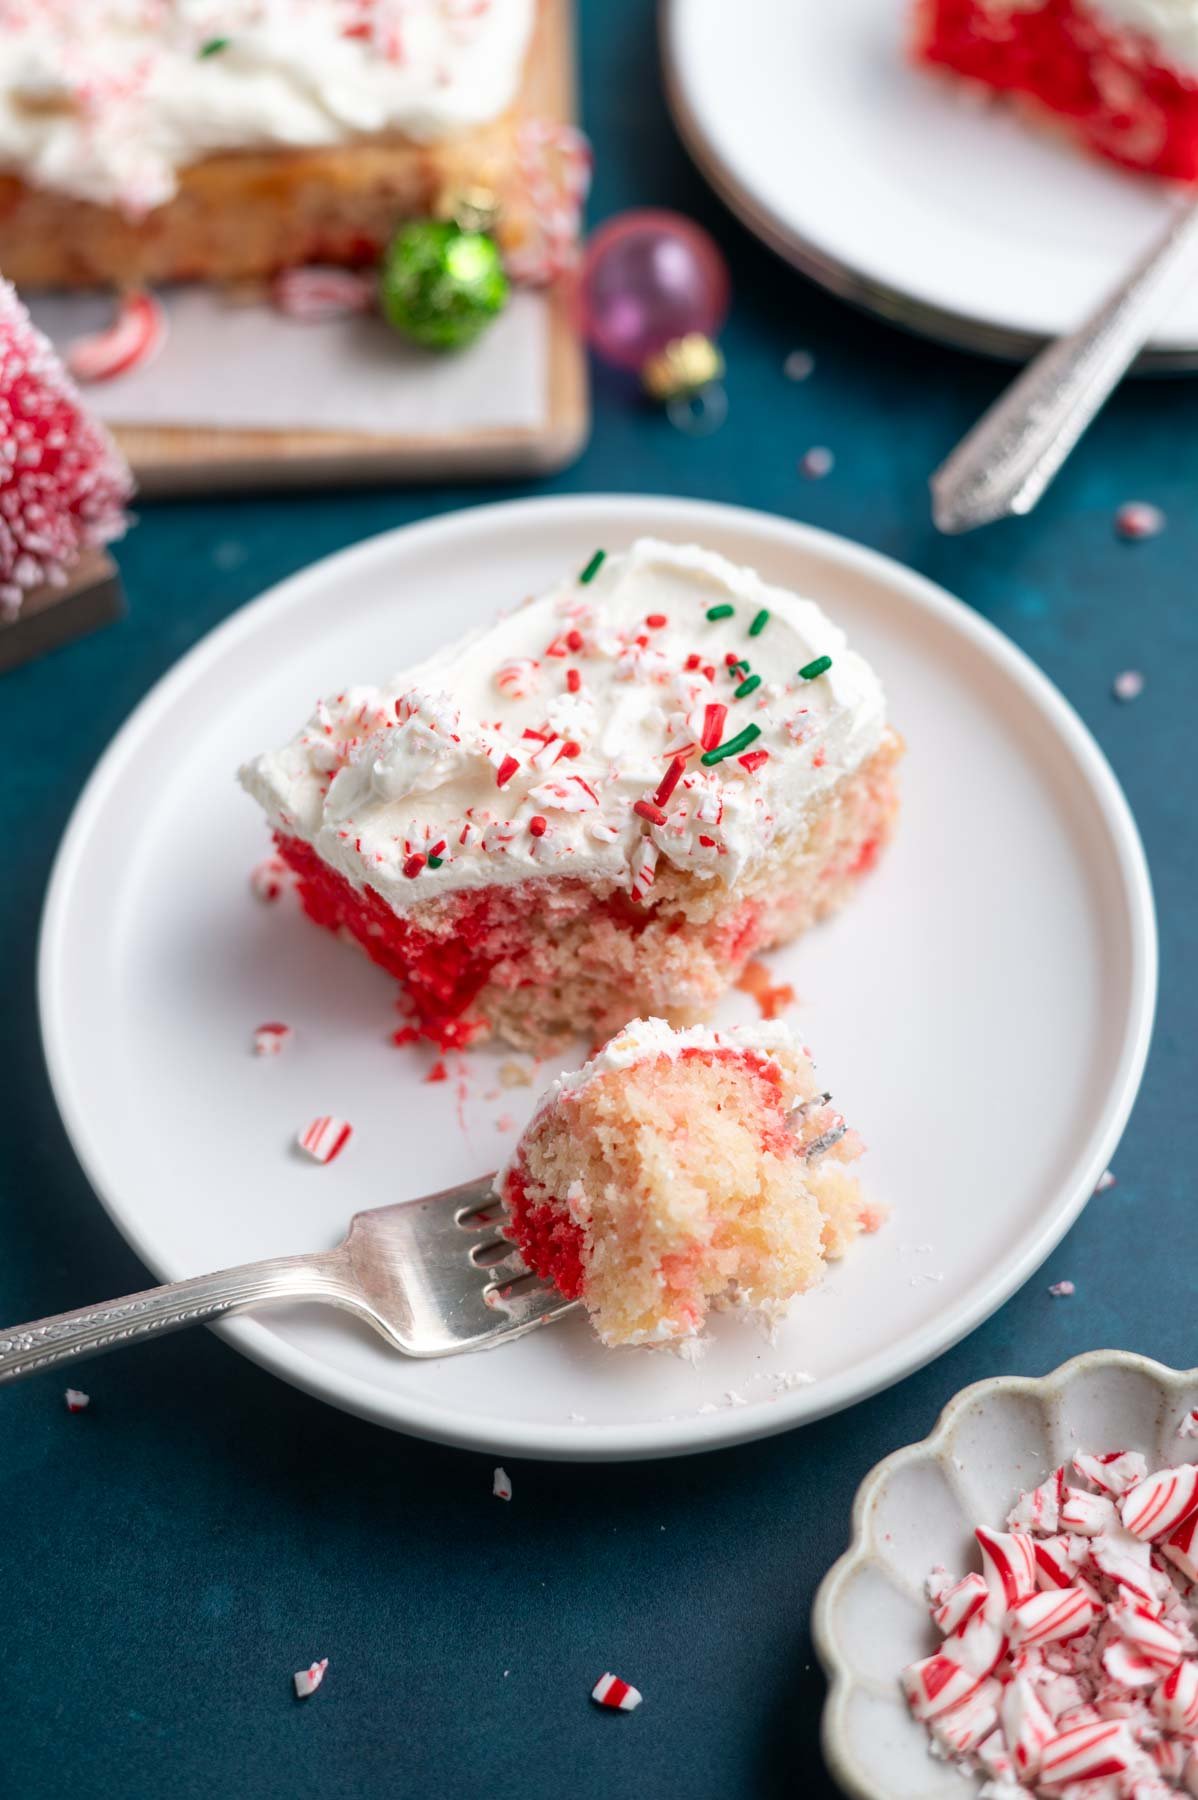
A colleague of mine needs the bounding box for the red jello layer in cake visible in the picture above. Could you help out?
[916,0,1198,179]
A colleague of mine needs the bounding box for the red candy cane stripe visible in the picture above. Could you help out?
[298,1117,353,1164]
[975,1525,1036,1614]
[1109,1596,1184,1672]
[1006,1587,1097,1649]
[1102,1638,1160,1690]
[1121,1464,1198,1540]
[1152,1659,1198,1733]
[1038,1718,1136,1782]
[1164,1508,1198,1584]
[271,266,375,322]
[591,1672,642,1712]
[928,1678,1000,1757]
[900,1654,986,1721]
[505,120,593,287]
[1033,1534,1084,1590]
[66,289,166,383]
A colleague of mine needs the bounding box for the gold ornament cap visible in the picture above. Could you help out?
[641,333,724,402]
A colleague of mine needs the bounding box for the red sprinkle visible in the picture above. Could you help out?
[528,815,548,837]
[645,613,668,628]
[428,840,446,859]
[724,651,740,667]
[701,703,727,750]
[633,799,668,826]
[703,664,716,681]
[403,854,427,878]
[560,740,581,758]
[566,667,581,693]
[738,750,770,773]
[698,834,717,848]
[653,756,687,807]
[566,629,584,652]
[684,653,701,670]
[425,1060,449,1083]
[496,754,520,788]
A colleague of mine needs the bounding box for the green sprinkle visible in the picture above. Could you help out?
[748,609,770,637]
[728,658,750,677]
[701,723,761,766]
[579,549,606,585]
[706,603,735,621]
[198,35,230,56]
[734,674,761,699]
[427,854,444,869]
[799,654,833,681]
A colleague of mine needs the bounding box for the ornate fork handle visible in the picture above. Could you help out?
[0,1248,353,1383]
[931,196,1198,534]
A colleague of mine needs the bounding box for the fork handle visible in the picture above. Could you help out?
[0,1247,352,1384]
[931,195,1198,534]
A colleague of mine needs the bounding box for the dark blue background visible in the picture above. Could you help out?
[3,6,1194,1797]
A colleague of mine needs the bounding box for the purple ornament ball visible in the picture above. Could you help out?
[576,209,730,374]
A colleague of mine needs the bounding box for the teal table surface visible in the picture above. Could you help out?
[4,7,1196,1798]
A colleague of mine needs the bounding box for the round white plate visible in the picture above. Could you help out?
[662,0,1198,366]
[39,496,1156,1461]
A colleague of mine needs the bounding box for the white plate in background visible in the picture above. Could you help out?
[663,0,1198,365]
[39,496,1156,1459]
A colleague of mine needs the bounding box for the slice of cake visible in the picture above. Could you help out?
[495,1017,874,1348]
[914,0,1198,180]
[0,0,536,289]
[239,538,902,1054]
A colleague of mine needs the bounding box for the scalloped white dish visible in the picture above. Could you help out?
[814,1352,1198,1799]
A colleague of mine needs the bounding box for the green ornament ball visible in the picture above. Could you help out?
[379,219,509,351]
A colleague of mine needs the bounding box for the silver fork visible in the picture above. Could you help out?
[0,1177,576,1383]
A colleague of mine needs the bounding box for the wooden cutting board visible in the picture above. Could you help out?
[110,0,587,495]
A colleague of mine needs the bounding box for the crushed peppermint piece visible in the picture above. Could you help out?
[800,446,834,479]
[297,1117,353,1164]
[1112,669,1144,702]
[1094,1169,1116,1194]
[592,1673,642,1711]
[1179,1410,1198,1441]
[271,266,374,323]
[254,1022,292,1056]
[1115,501,1165,540]
[784,349,815,381]
[1047,1279,1075,1297]
[293,1659,328,1699]
[64,1388,90,1412]
[904,1445,1198,1793]
[493,1466,512,1502]
[66,289,167,384]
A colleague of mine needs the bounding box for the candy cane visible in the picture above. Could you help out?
[1122,1464,1198,1540]
[66,289,166,383]
[272,266,376,322]
[505,118,593,286]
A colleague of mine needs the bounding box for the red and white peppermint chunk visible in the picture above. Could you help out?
[1034,1533,1085,1590]
[629,837,658,903]
[947,1606,1006,1677]
[901,1654,987,1721]
[1006,1587,1096,1649]
[293,1658,328,1699]
[1009,1467,1065,1534]
[297,1117,353,1164]
[495,657,542,701]
[1038,1717,1137,1782]
[1074,1450,1149,1498]
[1109,1596,1184,1674]
[1001,1674,1055,1779]
[272,265,374,321]
[928,1677,1001,1757]
[64,1388,90,1412]
[1060,1485,1120,1536]
[1114,500,1165,540]
[1089,1530,1161,1605]
[1164,1509,1198,1585]
[492,1466,512,1502]
[975,1525,1037,1614]
[591,1672,642,1712]
[1152,1659,1198,1734]
[254,1022,292,1056]
[932,1571,989,1636]
[1103,1638,1166,1691]
[1121,1464,1198,1541]
[250,856,291,902]
[66,288,167,383]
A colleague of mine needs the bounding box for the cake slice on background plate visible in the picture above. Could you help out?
[0,0,538,289]
[240,538,901,1054]
[495,1017,877,1349]
[913,0,1198,180]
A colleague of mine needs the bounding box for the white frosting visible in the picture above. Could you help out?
[0,0,535,212]
[550,1016,802,1098]
[240,538,888,914]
